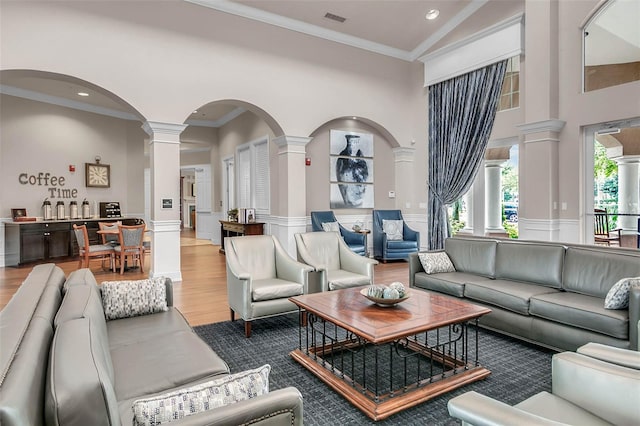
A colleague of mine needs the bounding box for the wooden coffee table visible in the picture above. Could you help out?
[289,287,491,421]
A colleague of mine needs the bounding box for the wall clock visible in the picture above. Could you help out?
[85,162,111,188]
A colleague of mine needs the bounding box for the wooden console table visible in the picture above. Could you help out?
[219,220,264,254]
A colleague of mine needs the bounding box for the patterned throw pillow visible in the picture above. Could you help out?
[382,219,404,240]
[132,364,271,426]
[418,251,456,274]
[101,277,168,320]
[321,222,340,232]
[604,277,640,309]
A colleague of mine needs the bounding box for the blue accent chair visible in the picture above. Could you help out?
[372,210,419,261]
[310,211,366,256]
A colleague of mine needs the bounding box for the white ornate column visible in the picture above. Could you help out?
[485,160,506,233]
[142,121,186,282]
[616,155,640,230]
[273,135,312,256]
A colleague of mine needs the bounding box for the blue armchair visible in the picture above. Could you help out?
[310,211,366,256]
[372,210,419,261]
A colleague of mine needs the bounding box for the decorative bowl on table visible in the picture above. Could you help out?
[361,282,410,307]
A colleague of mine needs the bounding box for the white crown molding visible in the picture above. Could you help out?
[0,84,141,121]
[410,0,490,61]
[185,107,246,128]
[184,0,412,61]
[516,119,566,135]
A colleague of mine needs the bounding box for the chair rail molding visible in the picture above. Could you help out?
[265,215,308,257]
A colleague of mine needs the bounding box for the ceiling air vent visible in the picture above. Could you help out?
[324,12,346,23]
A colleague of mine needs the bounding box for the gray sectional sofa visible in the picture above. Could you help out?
[409,237,640,351]
[0,264,303,426]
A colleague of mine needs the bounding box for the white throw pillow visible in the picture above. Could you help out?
[101,277,168,320]
[382,219,403,240]
[132,364,270,426]
[418,252,456,274]
[321,221,340,232]
[604,277,640,309]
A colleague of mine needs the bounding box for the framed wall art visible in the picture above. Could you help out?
[329,130,374,209]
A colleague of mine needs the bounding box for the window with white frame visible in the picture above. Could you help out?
[236,136,270,213]
[498,56,520,111]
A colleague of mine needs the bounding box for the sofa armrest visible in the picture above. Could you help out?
[165,387,303,426]
[339,242,378,276]
[164,277,174,307]
[577,342,640,369]
[274,237,314,290]
[552,351,640,425]
[408,252,425,287]
[447,391,564,426]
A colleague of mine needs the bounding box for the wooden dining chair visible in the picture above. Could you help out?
[98,221,121,245]
[72,224,115,270]
[594,208,621,246]
[114,224,146,274]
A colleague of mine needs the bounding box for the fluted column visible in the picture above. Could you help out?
[142,121,186,282]
[616,155,640,230]
[485,160,506,233]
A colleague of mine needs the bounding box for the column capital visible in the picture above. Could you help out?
[517,119,565,144]
[273,135,312,155]
[615,155,640,165]
[393,147,415,162]
[485,159,506,168]
[142,121,187,138]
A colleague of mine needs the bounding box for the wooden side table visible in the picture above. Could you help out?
[354,228,371,257]
[219,220,264,254]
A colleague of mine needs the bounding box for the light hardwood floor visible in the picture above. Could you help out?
[0,230,410,326]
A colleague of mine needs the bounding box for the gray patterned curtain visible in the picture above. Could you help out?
[427,60,508,250]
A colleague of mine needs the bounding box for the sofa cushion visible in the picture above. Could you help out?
[413,272,494,298]
[464,279,560,315]
[252,278,303,302]
[327,269,372,291]
[604,277,640,310]
[445,238,497,278]
[111,330,230,401]
[106,308,192,349]
[530,292,629,339]
[418,251,455,274]
[46,318,119,426]
[495,242,565,288]
[131,364,270,426]
[563,247,640,298]
[101,277,168,321]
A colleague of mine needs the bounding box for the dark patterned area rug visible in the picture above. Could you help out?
[194,314,553,425]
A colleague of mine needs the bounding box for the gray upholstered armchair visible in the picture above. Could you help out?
[225,235,313,337]
[294,231,378,292]
[448,343,640,425]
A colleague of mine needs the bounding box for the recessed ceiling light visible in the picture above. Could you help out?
[193,110,198,114]
[425,9,440,20]
[352,116,357,120]
[77,92,89,97]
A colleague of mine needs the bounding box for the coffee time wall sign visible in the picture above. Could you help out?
[18,171,79,199]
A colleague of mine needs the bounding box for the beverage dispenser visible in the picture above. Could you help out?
[82,199,91,219]
[56,201,65,220]
[42,198,52,221]
[69,201,79,219]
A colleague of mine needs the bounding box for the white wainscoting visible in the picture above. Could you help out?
[149,219,182,282]
[518,218,581,244]
[266,215,308,258]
